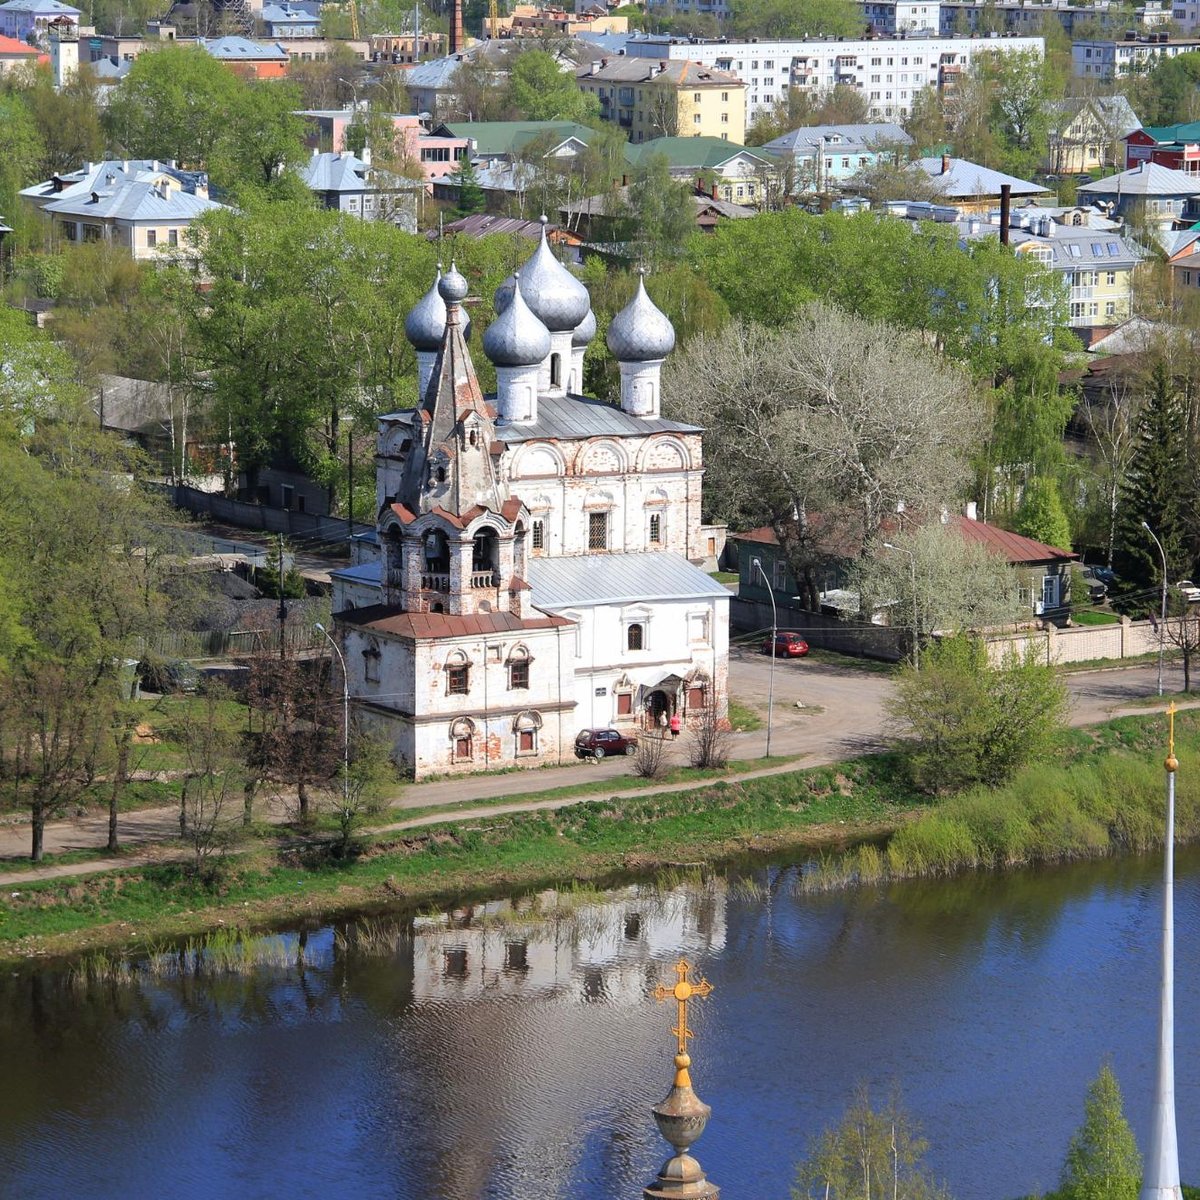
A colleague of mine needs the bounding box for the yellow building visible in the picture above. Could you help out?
[575,57,745,143]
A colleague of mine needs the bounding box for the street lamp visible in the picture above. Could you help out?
[751,557,776,758]
[1143,520,1168,697]
[883,542,919,673]
[315,622,349,811]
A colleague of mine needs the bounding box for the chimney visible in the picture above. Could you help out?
[450,0,463,54]
[712,183,718,199]
[964,500,978,521]
[999,183,1011,245]
[361,145,372,165]
[940,152,950,174]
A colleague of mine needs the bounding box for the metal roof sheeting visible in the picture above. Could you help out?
[527,552,729,609]
[495,395,699,443]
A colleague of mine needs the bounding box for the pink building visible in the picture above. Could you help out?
[297,109,469,183]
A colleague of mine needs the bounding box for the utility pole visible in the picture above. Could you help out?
[315,623,349,816]
[1143,520,1168,697]
[751,557,776,759]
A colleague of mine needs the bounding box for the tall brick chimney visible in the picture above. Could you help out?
[450,0,464,54]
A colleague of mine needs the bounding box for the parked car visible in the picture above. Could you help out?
[1077,566,1108,603]
[575,728,638,759]
[1177,580,1200,604]
[762,631,809,658]
[1088,564,1117,586]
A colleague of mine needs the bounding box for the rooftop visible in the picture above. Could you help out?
[763,122,912,155]
[576,57,742,86]
[0,32,43,53]
[437,120,597,157]
[40,179,223,221]
[0,0,80,13]
[199,35,289,60]
[623,136,771,171]
[494,394,700,442]
[916,156,1048,199]
[298,149,417,193]
[951,515,1077,566]
[526,551,730,609]
[1077,161,1200,197]
[334,604,570,638]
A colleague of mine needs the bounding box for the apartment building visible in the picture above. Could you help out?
[1073,31,1200,80]
[576,56,745,142]
[614,33,1043,129]
[862,0,941,33]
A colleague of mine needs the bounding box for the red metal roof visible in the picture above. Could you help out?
[950,515,1077,565]
[335,604,569,639]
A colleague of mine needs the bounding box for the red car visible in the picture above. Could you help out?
[762,632,809,658]
[575,728,638,759]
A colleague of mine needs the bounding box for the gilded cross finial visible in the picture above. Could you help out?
[654,958,713,1088]
[1167,701,1179,773]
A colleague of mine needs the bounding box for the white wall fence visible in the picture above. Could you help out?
[984,616,1160,666]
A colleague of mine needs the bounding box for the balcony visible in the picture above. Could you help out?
[471,570,500,589]
[421,573,450,592]
[617,87,635,105]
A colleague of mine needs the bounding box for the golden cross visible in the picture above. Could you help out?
[1167,701,1179,773]
[654,958,713,1065]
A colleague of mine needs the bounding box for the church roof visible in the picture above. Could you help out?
[494,395,700,442]
[334,605,570,638]
[528,552,729,609]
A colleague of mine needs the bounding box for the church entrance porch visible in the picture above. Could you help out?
[642,682,681,732]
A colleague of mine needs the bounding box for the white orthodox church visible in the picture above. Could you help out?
[330,222,729,778]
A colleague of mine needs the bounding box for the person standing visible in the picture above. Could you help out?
[669,712,681,740]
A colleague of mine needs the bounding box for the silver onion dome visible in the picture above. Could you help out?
[439,260,469,305]
[606,271,676,362]
[405,265,446,352]
[518,216,589,333]
[483,273,551,368]
[494,272,516,315]
[572,307,596,348]
[405,264,471,350]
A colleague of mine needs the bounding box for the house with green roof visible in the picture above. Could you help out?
[431,121,600,166]
[1124,121,1200,173]
[623,137,778,206]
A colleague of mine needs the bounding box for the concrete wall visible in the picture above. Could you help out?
[984,616,1159,666]
[731,596,906,661]
[171,483,374,544]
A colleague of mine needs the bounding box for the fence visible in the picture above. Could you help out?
[168,484,374,547]
[135,625,326,662]
[731,597,905,661]
[984,616,1160,667]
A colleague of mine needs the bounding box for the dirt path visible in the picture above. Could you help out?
[0,658,1189,889]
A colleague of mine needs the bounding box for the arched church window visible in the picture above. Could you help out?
[472,527,498,574]
[550,353,562,388]
[649,513,662,544]
[627,623,644,651]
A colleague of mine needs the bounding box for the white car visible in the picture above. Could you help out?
[1176,580,1200,603]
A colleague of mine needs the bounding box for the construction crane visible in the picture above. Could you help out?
[349,0,360,39]
[489,0,498,38]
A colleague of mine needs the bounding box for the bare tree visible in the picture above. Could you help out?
[663,306,983,611]
[631,728,667,779]
[1079,369,1141,568]
[688,685,732,769]
[325,723,399,857]
[176,686,241,876]
[1164,601,1200,692]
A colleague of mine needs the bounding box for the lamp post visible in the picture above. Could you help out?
[751,557,776,759]
[315,622,349,811]
[883,542,919,673]
[1143,520,1168,697]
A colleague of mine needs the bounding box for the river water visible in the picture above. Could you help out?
[2,848,1199,1200]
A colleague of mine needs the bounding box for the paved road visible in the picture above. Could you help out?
[0,653,1189,884]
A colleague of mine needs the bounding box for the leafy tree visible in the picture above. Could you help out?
[747,84,870,143]
[624,151,695,268]
[4,62,104,180]
[1124,51,1200,127]
[889,635,1068,794]
[904,86,950,154]
[663,305,982,607]
[1016,475,1073,551]
[0,93,44,206]
[211,80,308,198]
[1060,1064,1141,1200]
[731,0,860,39]
[1112,361,1193,604]
[504,49,598,122]
[453,155,486,216]
[792,1084,950,1200]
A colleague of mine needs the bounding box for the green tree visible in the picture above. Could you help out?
[504,49,599,122]
[624,151,695,268]
[1015,475,1073,551]
[1112,360,1193,604]
[453,155,486,216]
[6,62,104,179]
[211,79,308,198]
[1060,1064,1141,1200]
[792,1084,950,1200]
[0,93,43,203]
[889,635,1068,794]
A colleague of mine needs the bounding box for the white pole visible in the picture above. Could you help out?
[1141,702,1182,1200]
[752,558,776,759]
[883,543,918,672]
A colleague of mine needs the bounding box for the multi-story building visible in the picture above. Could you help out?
[862,0,941,34]
[0,0,78,42]
[297,148,420,231]
[1046,95,1139,174]
[258,3,319,38]
[576,56,745,143]
[761,121,912,188]
[939,0,1112,35]
[611,33,1044,130]
[1077,160,1200,229]
[330,233,729,777]
[1072,32,1200,80]
[297,108,470,182]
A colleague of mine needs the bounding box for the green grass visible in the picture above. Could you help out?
[727,698,764,731]
[709,571,739,585]
[1070,610,1120,626]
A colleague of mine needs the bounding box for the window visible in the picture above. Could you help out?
[627,623,644,651]
[693,113,701,124]
[550,353,561,387]
[518,729,535,753]
[448,665,469,694]
[532,519,544,550]
[1106,270,1117,286]
[147,229,157,247]
[721,113,729,123]
[509,659,529,690]
[588,511,608,551]
[693,91,701,101]
[721,90,729,100]
[649,513,662,544]
[168,229,178,246]
[687,684,707,710]
[1105,301,1116,316]
[454,736,471,760]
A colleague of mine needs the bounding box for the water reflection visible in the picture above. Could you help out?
[0,852,1197,1200]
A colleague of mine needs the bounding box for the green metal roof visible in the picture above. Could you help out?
[440,121,599,156]
[1141,121,1200,145]
[622,136,775,170]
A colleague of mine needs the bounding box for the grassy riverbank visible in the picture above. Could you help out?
[0,708,1194,963]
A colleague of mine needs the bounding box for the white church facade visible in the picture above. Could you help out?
[331,222,729,778]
